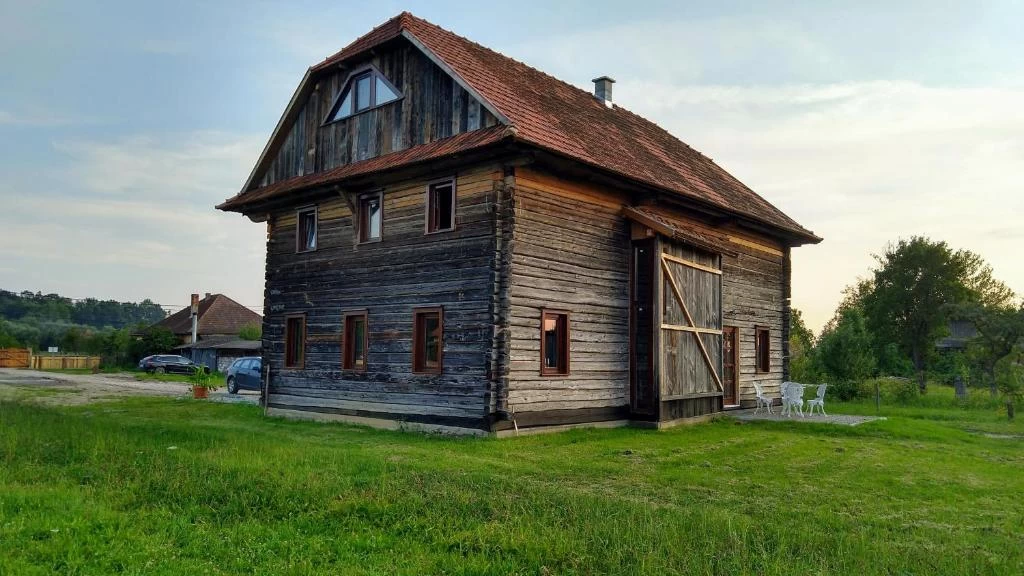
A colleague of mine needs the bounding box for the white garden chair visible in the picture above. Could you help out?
[753,382,773,414]
[807,384,828,416]
[781,382,805,417]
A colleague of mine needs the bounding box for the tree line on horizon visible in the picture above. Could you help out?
[789,236,1023,416]
[0,290,177,366]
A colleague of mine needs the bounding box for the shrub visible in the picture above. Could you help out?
[238,322,262,341]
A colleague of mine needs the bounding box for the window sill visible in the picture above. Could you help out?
[424,227,456,236]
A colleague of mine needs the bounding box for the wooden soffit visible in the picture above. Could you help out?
[622,205,738,257]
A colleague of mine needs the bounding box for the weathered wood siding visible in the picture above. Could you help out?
[261,166,502,425]
[505,168,631,415]
[720,231,786,406]
[259,39,499,188]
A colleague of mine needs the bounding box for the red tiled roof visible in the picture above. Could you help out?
[153,294,261,337]
[222,12,819,243]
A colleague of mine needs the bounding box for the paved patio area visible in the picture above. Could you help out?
[729,408,884,426]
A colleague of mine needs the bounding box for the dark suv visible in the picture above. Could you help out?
[138,355,207,375]
[225,357,262,393]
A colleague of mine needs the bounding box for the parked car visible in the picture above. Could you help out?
[138,355,208,375]
[225,357,262,394]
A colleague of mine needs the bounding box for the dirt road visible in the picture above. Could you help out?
[0,368,259,406]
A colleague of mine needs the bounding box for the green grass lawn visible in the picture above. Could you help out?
[1,391,1021,575]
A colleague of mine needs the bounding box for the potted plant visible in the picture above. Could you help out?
[189,365,217,399]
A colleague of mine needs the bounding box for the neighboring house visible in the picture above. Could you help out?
[217,13,821,434]
[177,336,261,373]
[936,319,979,352]
[151,293,262,345]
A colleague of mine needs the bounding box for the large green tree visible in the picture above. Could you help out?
[816,307,877,395]
[862,237,984,393]
[956,302,1024,397]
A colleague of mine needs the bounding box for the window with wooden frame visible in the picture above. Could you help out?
[540,309,570,376]
[342,311,368,371]
[412,307,443,374]
[296,207,317,253]
[425,178,456,233]
[284,314,306,369]
[325,67,402,123]
[755,327,770,373]
[358,192,383,243]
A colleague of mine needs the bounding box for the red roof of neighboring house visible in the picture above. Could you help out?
[152,294,261,337]
[220,12,819,243]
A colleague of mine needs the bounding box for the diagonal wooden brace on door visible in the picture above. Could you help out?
[660,257,724,392]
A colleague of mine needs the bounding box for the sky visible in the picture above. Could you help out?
[0,0,1021,332]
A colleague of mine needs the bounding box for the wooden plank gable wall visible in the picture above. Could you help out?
[258,40,499,189]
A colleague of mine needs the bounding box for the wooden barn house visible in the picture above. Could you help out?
[218,12,821,434]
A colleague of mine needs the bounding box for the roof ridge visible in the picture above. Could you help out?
[403,13,620,117]
[315,12,409,69]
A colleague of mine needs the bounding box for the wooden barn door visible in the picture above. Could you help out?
[659,241,723,411]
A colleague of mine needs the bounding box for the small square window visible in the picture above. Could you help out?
[412,307,443,374]
[285,315,305,369]
[297,207,317,252]
[426,179,455,233]
[540,309,570,376]
[343,311,368,371]
[755,327,770,373]
[359,193,382,243]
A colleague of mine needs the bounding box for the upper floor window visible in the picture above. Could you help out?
[327,67,402,122]
[297,207,317,253]
[358,192,382,243]
[426,179,456,233]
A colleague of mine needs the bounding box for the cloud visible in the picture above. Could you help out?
[52,131,264,199]
[0,131,267,309]
[611,80,1024,331]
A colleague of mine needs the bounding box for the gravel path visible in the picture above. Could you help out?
[0,368,259,406]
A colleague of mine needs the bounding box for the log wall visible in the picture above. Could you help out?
[504,168,632,415]
[720,231,787,405]
[261,165,502,427]
[259,39,499,188]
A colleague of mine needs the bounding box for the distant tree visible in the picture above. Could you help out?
[788,308,817,382]
[817,307,877,393]
[862,237,977,393]
[238,322,262,341]
[0,320,20,348]
[956,302,1024,397]
[995,351,1023,421]
[131,327,178,364]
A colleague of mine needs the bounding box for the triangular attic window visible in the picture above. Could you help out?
[327,67,402,123]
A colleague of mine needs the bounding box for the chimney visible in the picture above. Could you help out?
[204,292,212,299]
[190,294,199,344]
[592,76,615,107]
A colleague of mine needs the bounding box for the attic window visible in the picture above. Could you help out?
[327,68,402,122]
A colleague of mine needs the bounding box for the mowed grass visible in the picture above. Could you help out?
[1,393,1022,575]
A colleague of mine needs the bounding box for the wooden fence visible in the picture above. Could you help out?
[0,348,31,368]
[0,349,101,370]
[32,355,102,370]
